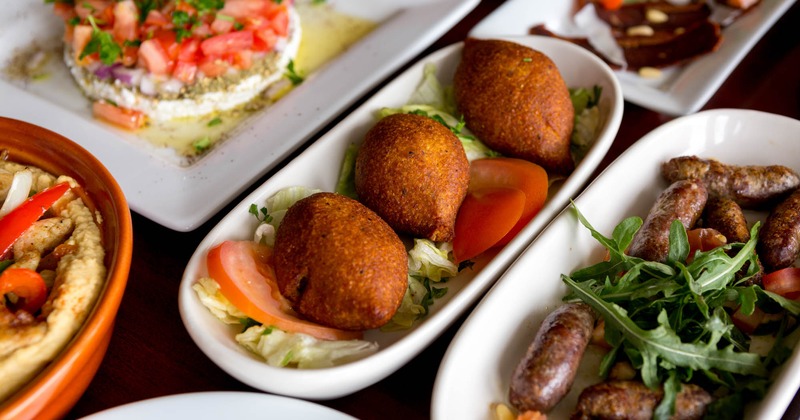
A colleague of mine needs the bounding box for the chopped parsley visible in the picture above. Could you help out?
[284,60,304,85]
[248,204,273,223]
[80,15,122,65]
[192,136,211,153]
[207,116,223,127]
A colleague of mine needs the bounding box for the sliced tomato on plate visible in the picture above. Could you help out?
[206,240,362,341]
[452,157,548,262]
[452,187,526,263]
[92,101,146,130]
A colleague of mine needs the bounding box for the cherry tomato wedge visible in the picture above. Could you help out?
[452,187,526,263]
[686,228,727,262]
[206,240,362,341]
[762,267,800,300]
[0,182,70,259]
[0,268,48,313]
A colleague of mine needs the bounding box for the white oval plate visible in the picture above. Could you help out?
[468,0,795,116]
[432,109,800,419]
[0,0,480,231]
[80,392,354,420]
[178,35,623,400]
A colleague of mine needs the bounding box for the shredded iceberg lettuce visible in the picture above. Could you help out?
[252,186,322,246]
[406,62,456,115]
[236,325,378,369]
[407,239,458,281]
[193,277,247,324]
[569,86,604,162]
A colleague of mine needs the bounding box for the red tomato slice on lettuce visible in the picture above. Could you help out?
[206,240,362,341]
[452,158,548,262]
[452,187,525,263]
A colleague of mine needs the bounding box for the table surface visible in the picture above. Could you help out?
[65,0,800,418]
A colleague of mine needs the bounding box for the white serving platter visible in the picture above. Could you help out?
[178,35,623,400]
[0,0,479,231]
[468,0,796,116]
[432,109,800,419]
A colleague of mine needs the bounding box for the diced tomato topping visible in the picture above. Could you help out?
[138,38,172,75]
[121,45,139,67]
[191,22,214,38]
[232,50,253,69]
[75,0,111,20]
[173,61,198,84]
[144,9,170,28]
[763,267,800,300]
[112,0,140,42]
[211,17,235,34]
[72,24,95,64]
[175,1,196,14]
[198,55,230,78]
[53,2,77,22]
[269,10,289,36]
[154,30,180,60]
[253,27,277,51]
[177,38,201,62]
[219,0,269,19]
[92,101,146,130]
[201,31,254,56]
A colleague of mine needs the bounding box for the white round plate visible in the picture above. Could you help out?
[80,392,354,420]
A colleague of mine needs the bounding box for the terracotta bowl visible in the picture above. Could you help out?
[0,117,133,419]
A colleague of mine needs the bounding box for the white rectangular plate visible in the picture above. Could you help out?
[432,109,800,420]
[0,0,479,231]
[178,36,623,400]
[468,0,796,116]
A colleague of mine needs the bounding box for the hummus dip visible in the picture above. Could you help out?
[0,161,106,402]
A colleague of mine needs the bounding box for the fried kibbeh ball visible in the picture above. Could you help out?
[454,38,575,176]
[355,113,470,242]
[273,192,408,331]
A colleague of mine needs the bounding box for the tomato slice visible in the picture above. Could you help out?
[206,241,362,341]
[0,268,47,313]
[763,267,800,300]
[468,157,549,246]
[452,187,526,263]
[0,182,71,259]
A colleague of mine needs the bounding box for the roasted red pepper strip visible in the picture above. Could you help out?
[0,268,48,313]
[0,182,71,259]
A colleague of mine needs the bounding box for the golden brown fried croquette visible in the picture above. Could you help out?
[453,38,575,176]
[355,113,470,242]
[273,192,408,331]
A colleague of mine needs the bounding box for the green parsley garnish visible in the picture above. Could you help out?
[284,60,304,86]
[522,57,532,62]
[248,204,273,223]
[207,117,223,127]
[68,16,80,26]
[192,136,212,153]
[171,10,194,42]
[80,15,122,65]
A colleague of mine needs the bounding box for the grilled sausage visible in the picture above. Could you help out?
[758,189,800,271]
[571,380,712,420]
[662,156,800,209]
[628,179,708,262]
[509,302,596,413]
[702,197,750,244]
